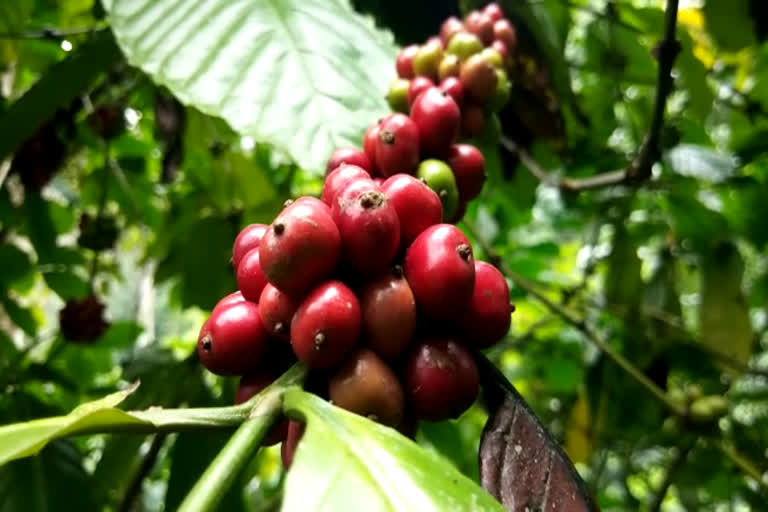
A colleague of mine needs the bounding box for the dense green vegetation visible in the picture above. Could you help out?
[0,0,767,510]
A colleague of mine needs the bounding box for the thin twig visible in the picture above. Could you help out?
[463,220,686,417]
[504,0,681,192]
[118,433,168,512]
[718,442,768,490]
[648,441,694,512]
[0,27,104,41]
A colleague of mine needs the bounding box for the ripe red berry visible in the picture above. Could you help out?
[259,200,340,297]
[363,121,382,175]
[440,16,464,46]
[258,283,298,340]
[329,348,405,427]
[460,261,512,347]
[284,196,331,215]
[198,301,269,375]
[460,54,498,102]
[232,224,268,269]
[396,44,419,79]
[281,420,305,469]
[374,113,420,176]
[447,143,486,201]
[325,147,372,176]
[465,11,494,45]
[215,290,246,311]
[290,280,361,369]
[483,3,505,23]
[235,372,290,445]
[461,104,486,136]
[331,178,400,275]
[494,19,517,52]
[404,338,479,421]
[439,76,464,107]
[380,173,442,247]
[408,76,435,107]
[404,224,475,319]
[410,87,460,157]
[321,164,371,206]
[236,248,268,302]
[491,39,509,62]
[359,266,417,360]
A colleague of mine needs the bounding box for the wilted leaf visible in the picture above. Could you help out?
[476,354,598,512]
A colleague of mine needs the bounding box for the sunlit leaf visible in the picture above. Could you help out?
[282,389,504,512]
[105,0,397,173]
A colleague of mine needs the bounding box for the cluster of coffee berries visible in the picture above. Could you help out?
[196,3,517,467]
[387,3,514,140]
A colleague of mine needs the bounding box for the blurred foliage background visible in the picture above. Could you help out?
[1,0,767,510]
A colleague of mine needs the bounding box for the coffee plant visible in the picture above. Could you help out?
[1,1,767,511]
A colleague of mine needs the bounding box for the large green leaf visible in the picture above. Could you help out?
[282,390,504,512]
[105,0,397,173]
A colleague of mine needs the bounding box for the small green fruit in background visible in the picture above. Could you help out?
[387,78,411,113]
[489,69,511,112]
[445,32,483,62]
[480,47,504,69]
[438,54,461,80]
[413,40,443,79]
[416,159,459,221]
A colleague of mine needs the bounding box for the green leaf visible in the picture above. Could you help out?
[703,0,756,52]
[0,244,33,289]
[0,30,120,161]
[0,383,145,466]
[0,296,38,336]
[664,144,739,183]
[0,440,98,512]
[42,271,89,301]
[699,242,754,366]
[105,0,397,173]
[282,390,504,512]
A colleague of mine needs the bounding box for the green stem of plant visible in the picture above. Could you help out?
[463,220,686,418]
[719,442,768,490]
[177,391,283,512]
[177,364,308,512]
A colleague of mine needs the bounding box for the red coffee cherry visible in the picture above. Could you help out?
[380,173,442,247]
[258,283,298,341]
[494,19,517,52]
[290,280,361,369]
[328,348,405,427]
[259,200,340,297]
[236,247,268,302]
[404,224,475,319]
[359,266,417,360]
[197,301,270,376]
[408,76,435,107]
[460,261,512,348]
[325,147,372,176]
[410,87,460,157]
[374,113,420,176]
[396,44,419,79]
[439,76,465,107]
[447,143,486,201]
[232,223,268,270]
[322,164,371,206]
[404,337,479,421]
[440,16,464,46]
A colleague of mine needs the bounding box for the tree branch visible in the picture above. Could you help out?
[463,220,686,417]
[503,0,681,192]
[0,27,104,41]
[718,442,768,490]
